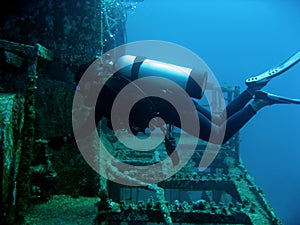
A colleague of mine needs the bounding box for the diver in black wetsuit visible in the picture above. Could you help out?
[48,50,300,153]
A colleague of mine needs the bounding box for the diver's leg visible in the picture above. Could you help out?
[221,105,256,143]
[197,104,257,144]
[193,89,255,125]
[166,103,256,144]
[222,91,300,142]
[218,89,256,123]
[194,91,300,144]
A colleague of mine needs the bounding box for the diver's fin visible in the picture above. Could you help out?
[255,90,300,105]
[246,50,300,87]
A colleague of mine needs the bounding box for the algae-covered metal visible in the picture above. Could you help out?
[0,94,24,224]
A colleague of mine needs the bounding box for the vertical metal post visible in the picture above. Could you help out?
[16,44,39,214]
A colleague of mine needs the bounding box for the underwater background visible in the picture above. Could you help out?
[126,0,300,224]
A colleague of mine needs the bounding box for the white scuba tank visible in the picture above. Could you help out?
[114,55,207,99]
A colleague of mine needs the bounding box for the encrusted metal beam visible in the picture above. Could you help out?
[0,40,53,61]
[159,179,241,202]
[96,203,252,224]
[228,165,282,225]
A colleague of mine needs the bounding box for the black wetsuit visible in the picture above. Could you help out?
[49,73,256,150]
[89,75,256,144]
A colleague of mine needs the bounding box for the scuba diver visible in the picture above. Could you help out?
[48,50,300,161]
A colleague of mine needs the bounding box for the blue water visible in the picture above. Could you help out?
[126,0,300,224]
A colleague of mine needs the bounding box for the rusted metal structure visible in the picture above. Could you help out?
[95,86,283,225]
[0,40,53,224]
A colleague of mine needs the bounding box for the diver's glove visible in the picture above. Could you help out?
[48,132,74,150]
